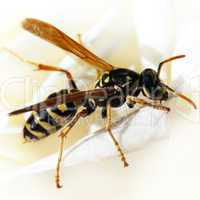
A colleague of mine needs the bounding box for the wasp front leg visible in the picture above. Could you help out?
[127,96,170,112]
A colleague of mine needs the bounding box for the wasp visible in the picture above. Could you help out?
[5,18,196,188]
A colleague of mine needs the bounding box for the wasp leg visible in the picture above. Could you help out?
[77,33,102,80]
[1,47,77,90]
[55,107,88,189]
[77,33,83,45]
[34,64,78,90]
[101,107,107,118]
[106,104,129,167]
[56,133,66,189]
[127,96,170,112]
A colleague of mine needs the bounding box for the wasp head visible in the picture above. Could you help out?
[140,68,168,101]
[140,55,196,109]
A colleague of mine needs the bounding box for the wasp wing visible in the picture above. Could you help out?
[22,18,114,71]
[9,88,115,116]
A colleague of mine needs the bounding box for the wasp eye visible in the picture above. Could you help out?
[153,87,168,100]
[163,91,168,100]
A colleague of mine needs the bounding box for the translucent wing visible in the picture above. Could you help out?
[9,88,115,116]
[22,18,114,71]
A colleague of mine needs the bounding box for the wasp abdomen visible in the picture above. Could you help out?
[23,89,78,142]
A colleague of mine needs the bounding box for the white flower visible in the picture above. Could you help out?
[0,0,197,190]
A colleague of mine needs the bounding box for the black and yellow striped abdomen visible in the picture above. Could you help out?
[23,89,78,142]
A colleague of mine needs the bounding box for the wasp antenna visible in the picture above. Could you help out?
[164,84,197,110]
[175,92,197,110]
[157,55,186,77]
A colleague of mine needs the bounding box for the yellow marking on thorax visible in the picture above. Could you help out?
[57,104,67,112]
[104,76,110,83]
[97,71,110,87]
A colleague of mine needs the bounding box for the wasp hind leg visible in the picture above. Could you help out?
[1,47,78,90]
[55,108,88,188]
[106,104,129,167]
[34,64,78,90]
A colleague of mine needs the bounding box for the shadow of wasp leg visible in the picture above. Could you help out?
[77,33,102,80]
[106,104,129,167]
[55,108,88,189]
[127,96,170,112]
